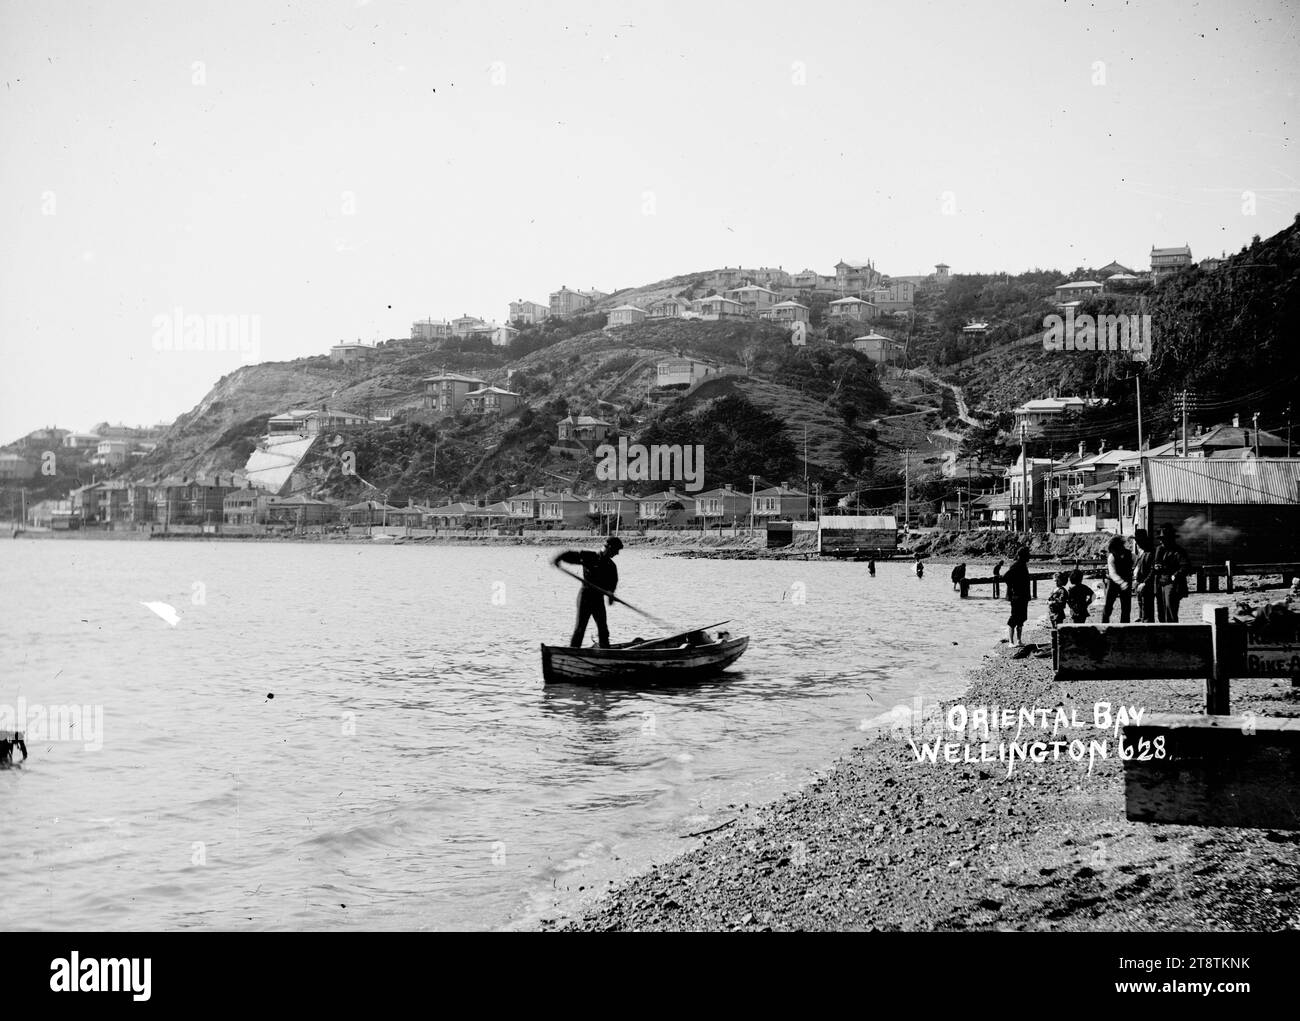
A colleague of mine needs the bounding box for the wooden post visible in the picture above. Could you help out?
[1226,560,1234,594]
[993,579,1000,598]
[1031,578,1038,599]
[1203,603,1230,716]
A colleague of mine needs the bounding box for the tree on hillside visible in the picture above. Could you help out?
[636,393,799,489]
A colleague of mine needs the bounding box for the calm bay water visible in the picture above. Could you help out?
[0,540,998,930]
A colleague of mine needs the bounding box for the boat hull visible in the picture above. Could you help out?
[540,636,749,686]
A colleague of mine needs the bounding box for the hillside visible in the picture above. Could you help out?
[27,217,1300,510]
[127,316,899,504]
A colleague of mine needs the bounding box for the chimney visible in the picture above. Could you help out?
[1232,413,1240,428]
[1100,438,1107,453]
[1078,441,1085,459]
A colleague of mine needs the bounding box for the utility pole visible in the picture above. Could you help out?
[1175,390,1191,456]
[1135,374,1144,452]
[966,456,973,533]
[903,449,912,536]
[1288,403,1293,458]
[749,474,758,535]
[1253,411,1260,458]
[803,426,809,497]
[1019,421,1029,534]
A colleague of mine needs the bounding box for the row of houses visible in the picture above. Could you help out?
[961,417,1294,535]
[698,261,945,302]
[419,482,812,529]
[1050,246,1202,305]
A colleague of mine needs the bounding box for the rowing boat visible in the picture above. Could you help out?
[540,629,749,686]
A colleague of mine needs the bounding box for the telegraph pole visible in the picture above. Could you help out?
[1175,390,1192,456]
[1019,421,1029,534]
[1135,375,1144,452]
[903,449,912,535]
[749,474,758,535]
[1253,412,1260,458]
[1288,403,1293,458]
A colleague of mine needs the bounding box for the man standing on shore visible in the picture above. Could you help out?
[1154,523,1192,623]
[552,537,622,648]
[1004,546,1032,646]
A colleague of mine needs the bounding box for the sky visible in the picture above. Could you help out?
[1,0,1296,441]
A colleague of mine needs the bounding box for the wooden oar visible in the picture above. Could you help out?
[554,565,681,633]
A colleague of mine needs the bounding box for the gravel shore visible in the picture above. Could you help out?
[545,591,1300,932]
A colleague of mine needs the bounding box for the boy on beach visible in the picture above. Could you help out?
[1047,571,1069,627]
[1065,569,1095,624]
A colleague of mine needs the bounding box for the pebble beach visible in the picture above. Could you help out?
[544,589,1300,932]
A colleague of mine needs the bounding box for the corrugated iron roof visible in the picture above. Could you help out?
[1143,458,1300,505]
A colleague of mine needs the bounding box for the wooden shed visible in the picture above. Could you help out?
[818,514,898,556]
[1134,458,1300,564]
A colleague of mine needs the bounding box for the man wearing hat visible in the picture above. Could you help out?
[1153,523,1192,622]
[552,536,622,647]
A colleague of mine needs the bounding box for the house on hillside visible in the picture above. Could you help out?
[693,295,746,320]
[759,300,810,324]
[852,333,905,364]
[834,260,881,294]
[549,286,593,317]
[423,373,489,415]
[646,295,695,319]
[827,296,878,324]
[655,358,712,388]
[1150,244,1193,283]
[330,342,374,363]
[1097,260,1136,277]
[491,324,519,347]
[61,432,101,449]
[1011,396,1110,437]
[268,408,370,436]
[450,314,490,338]
[724,284,780,315]
[1054,280,1104,303]
[556,414,613,446]
[412,318,451,342]
[463,385,522,415]
[607,305,647,327]
[509,300,550,325]
[0,453,36,480]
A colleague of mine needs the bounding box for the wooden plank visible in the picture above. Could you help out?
[1122,713,1300,829]
[1053,623,1213,681]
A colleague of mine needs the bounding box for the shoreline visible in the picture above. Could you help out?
[542,589,1300,932]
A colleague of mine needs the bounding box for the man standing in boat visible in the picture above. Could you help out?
[552,536,622,648]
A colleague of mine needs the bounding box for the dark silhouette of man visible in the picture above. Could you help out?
[553,537,622,647]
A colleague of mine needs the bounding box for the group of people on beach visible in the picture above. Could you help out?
[999,523,1192,645]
